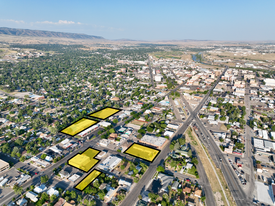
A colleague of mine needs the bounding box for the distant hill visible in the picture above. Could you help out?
[0,27,104,40]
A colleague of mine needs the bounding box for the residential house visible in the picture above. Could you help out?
[59,170,70,179]
[25,191,38,202]
[16,198,28,206]
[54,198,66,206]
[171,181,179,191]
[158,173,173,193]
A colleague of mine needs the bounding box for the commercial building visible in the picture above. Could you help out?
[167,124,179,130]
[16,174,31,186]
[78,124,99,137]
[254,138,275,152]
[68,174,80,183]
[98,156,122,171]
[31,156,50,168]
[0,159,9,173]
[139,134,167,149]
[264,78,275,87]
[99,121,112,127]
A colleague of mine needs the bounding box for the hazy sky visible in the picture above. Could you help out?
[1,0,274,41]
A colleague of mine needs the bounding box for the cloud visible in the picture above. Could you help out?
[0,19,25,24]
[36,20,82,25]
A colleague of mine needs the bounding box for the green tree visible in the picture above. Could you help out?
[41,175,49,184]
[191,157,198,165]
[50,195,57,202]
[13,184,23,195]
[188,149,192,157]
[169,144,174,150]
[179,137,185,145]
[40,154,47,160]
[157,165,165,173]
[134,177,139,183]
[70,190,77,199]
[174,142,180,150]
[109,128,115,133]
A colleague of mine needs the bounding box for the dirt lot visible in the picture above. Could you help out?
[130,119,145,126]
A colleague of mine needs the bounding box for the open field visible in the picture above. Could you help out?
[206,51,275,61]
[60,118,98,136]
[68,148,100,172]
[75,169,101,191]
[151,51,193,61]
[124,143,160,162]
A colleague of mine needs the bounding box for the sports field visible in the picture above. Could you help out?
[61,118,98,136]
[68,148,100,172]
[89,107,120,120]
[75,170,101,191]
[124,143,160,162]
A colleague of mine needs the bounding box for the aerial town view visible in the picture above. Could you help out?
[0,1,274,206]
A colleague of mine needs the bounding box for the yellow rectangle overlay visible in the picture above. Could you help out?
[124,143,160,162]
[61,118,97,136]
[68,148,100,172]
[75,170,101,191]
[89,107,120,120]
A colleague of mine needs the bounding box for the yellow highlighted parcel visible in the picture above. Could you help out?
[124,143,160,162]
[61,118,97,136]
[75,170,101,191]
[68,148,100,172]
[89,107,120,120]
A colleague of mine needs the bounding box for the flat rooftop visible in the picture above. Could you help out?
[61,118,98,136]
[256,181,274,205]
[68,148,100,172]
[0,159,9,167]
[124,143,160,162]
[140,135,167,147]
[89,107,121,120]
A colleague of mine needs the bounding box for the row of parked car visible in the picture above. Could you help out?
[228,158,247,185]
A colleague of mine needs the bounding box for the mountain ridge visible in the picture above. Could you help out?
[0,27,104,40]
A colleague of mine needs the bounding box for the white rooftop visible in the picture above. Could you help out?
[140,135,167,147]
[256,181,274,205]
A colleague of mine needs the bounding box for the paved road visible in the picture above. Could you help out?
[2,66,249,206]
[181,66,252,205]
[148,57,155,88]
[179,66,249,205]
[121,67,228,206]
[195,117,248,205]
[0,136,99,206]
[244,82,255,198]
